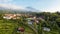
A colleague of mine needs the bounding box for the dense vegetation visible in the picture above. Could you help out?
[0,10,60,34]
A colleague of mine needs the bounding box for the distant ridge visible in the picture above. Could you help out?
[0,4,42,14]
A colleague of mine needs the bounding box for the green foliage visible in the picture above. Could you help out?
[0,11,60,34]
[56,18,60,23]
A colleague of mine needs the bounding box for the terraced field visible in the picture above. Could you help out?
[0,18,59,34]
[0,19,35,34]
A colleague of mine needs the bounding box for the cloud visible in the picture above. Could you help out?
[45,5,60,12]
[0,0,13,2]
[0,4,25,10]
[0,0,25,10]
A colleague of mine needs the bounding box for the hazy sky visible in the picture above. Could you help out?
[0,0,60,12]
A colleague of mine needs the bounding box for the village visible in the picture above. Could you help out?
[3,14,51,32]
[0,13,60,34]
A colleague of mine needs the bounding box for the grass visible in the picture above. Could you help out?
[43,30,59,34]
[0,19,34,34]
[0,19,59,34]
[0,23,17,34]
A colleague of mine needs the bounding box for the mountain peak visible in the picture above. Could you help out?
[26,7,40,12]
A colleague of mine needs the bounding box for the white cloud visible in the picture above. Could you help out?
[41,0,60,12]
[44,5,60,12]
[0,4,25,10]
[0,0,13,2]
[41,4,60,12]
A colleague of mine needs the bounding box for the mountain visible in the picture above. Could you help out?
[26,7,40,12]
[0,4,42,14]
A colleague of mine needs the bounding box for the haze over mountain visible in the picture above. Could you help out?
[0,4,41,12]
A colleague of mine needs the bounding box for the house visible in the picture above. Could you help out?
[26,18,34,25]
[28,20,35,25]
[3,14,20,19]
[3,16,12,19]
[3,14,13,19]
[43,27,50,32]
[26,16,40,24]
[17,27,25,32]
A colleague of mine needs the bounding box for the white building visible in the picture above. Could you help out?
[43,27,50,32]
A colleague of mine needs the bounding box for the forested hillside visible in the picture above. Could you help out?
[0,10,60,34]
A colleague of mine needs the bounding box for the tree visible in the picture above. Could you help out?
[56,18,60,27]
